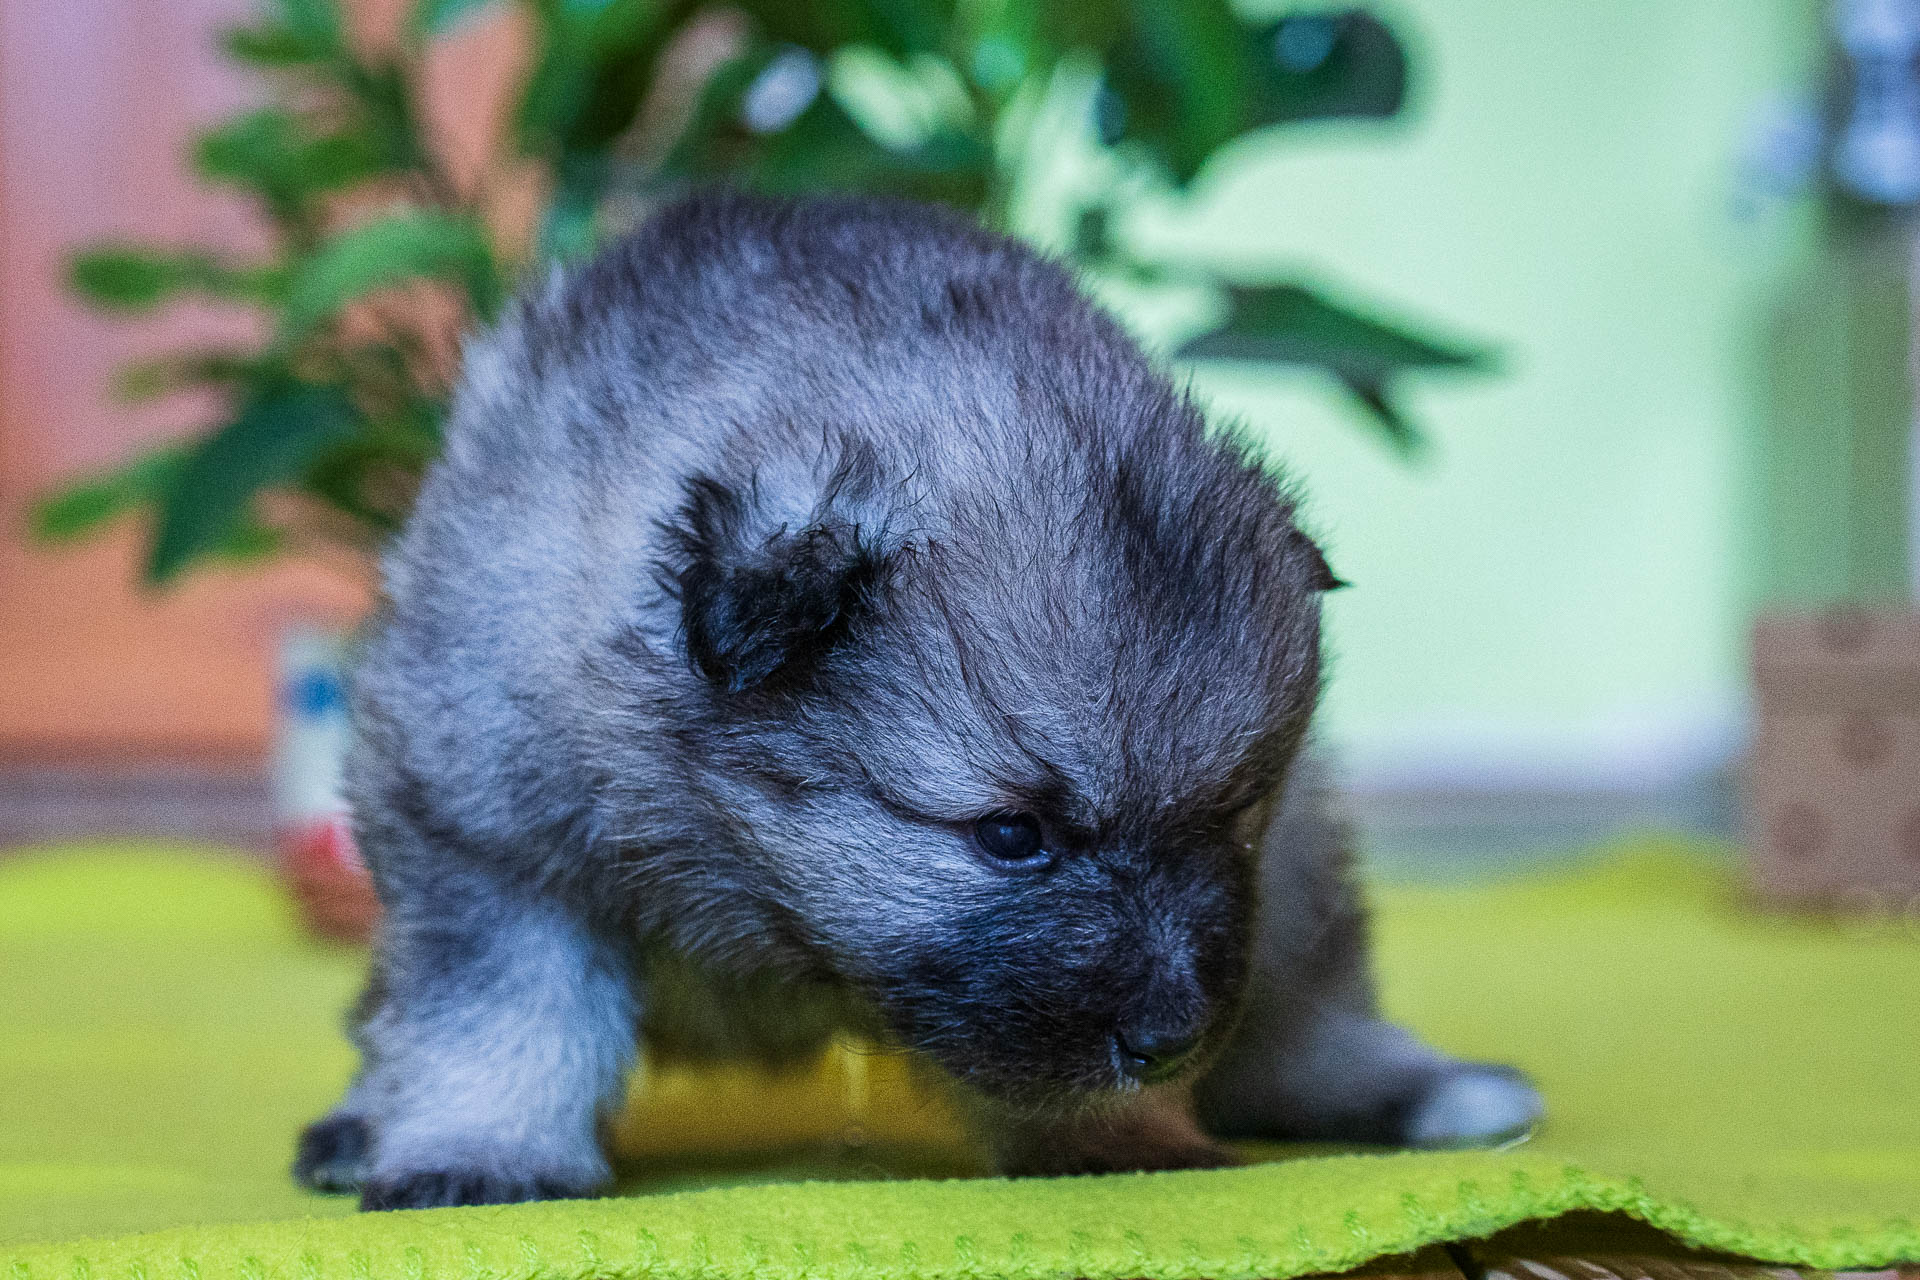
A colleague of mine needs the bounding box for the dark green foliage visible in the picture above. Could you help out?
[112,352,264,405]
[194,110,397,231]
[279,211,502,340]
[514,0,686,158]
[44,0,1492,586]
[660,43,992,209]
[32,449,194,543]
[69,247,284,311]
[1177,284,1493,454]
[741,0,952,62]
[414,0,496,36]
[146,382,361,580]
[30,446,282,567]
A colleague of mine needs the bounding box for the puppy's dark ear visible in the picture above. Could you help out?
[1296,532,1347,592]
[670,476,889,693]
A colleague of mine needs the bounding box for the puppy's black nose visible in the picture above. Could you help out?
[1114,1026,1200,1083]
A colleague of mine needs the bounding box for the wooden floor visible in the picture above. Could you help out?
[0,765,274,851]
[1359,1215,1914,1280]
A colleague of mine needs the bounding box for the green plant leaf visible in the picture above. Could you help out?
[663,44,991,206]
[32,438,291,567]
[1249,11,1406,127]
[279,210,501,342]
[1180,282,1491,373]
[1177,282,1494,453]
[756,76,990,200]
[68,246,286,312]
[334,59,439,179]
[1335,374,1423,452]
[220,21,331,66]
[296,423,441,535]
[69,248,209,311]
[195,109,394,218]
[962,0,1039,95]
[1068,4,1410,187]
[514,0,685,156]
[1104,0,1252,185]
[734,0,954,61]
[535,148,612,262]
[209,518,287,564]
[112,352,265,404]
[146,382,360,582]
[30,449,190,542]
[267,0,344,49]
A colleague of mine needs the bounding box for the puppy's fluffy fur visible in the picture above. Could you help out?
[295,192,1541,1210]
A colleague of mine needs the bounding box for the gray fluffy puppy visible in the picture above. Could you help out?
[294,191,1541,1211]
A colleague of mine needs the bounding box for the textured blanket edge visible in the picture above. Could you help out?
[5,1155,1915,1277]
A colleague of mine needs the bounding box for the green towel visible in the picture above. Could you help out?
[1,839,1914,1276]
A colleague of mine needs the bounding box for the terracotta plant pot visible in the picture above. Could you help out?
[274,627,378,944]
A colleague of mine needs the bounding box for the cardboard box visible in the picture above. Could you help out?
[1749,608,1920,907]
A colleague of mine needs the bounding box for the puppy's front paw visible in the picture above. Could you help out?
[359,1168,598,1211]
[1403,1064,1543,1148]
[293,1112,371,1193]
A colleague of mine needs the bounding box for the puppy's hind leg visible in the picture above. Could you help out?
[1197,1003,1541,1149]
[1195,764,1542,1150]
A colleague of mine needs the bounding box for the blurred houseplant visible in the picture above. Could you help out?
[32,0,1491,938]
[37,0,1491,586]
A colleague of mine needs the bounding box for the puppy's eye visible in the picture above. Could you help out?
[973,812,1047,865]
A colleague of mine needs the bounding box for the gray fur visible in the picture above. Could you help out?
[293,192,1540,1210]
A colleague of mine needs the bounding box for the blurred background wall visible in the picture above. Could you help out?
[0,0,367,774]
[1,0,1904,854]
[1160,0,1911,834]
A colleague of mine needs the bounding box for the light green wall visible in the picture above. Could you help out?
[1113,1,1907,780]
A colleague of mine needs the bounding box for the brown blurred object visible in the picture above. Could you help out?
[282,815,380,941]
[1464,1212,1920,1280]
[1749,608,1920,907]
[0,0,361,772]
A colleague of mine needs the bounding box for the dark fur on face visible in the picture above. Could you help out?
[297,192,1541,1210]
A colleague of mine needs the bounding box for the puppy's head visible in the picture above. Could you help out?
[662,414,1334,1112]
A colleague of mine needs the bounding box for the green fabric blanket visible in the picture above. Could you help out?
[2,839,1915,1276]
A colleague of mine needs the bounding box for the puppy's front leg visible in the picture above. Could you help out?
[351,876,638,1210]
[986,1086,1242,1177]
